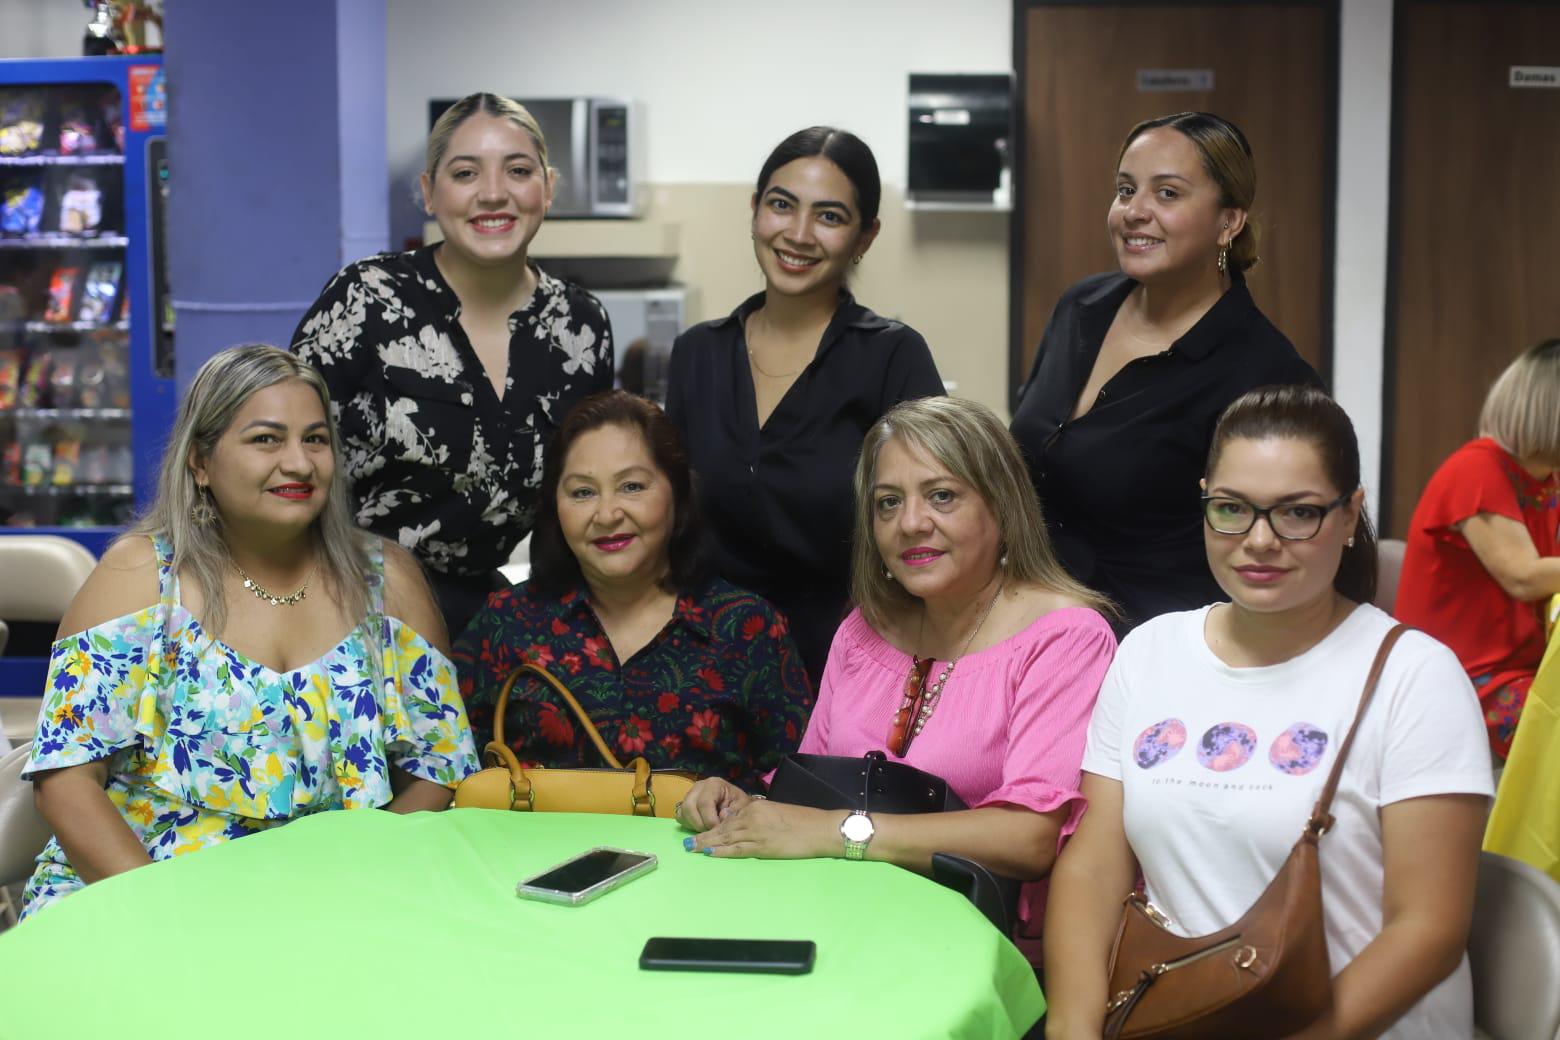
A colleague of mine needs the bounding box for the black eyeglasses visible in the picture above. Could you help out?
[1200,493,1352,541]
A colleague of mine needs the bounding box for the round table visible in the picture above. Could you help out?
[0,809,1045,1038]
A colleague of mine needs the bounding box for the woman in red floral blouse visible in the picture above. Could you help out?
[453,391,811,788]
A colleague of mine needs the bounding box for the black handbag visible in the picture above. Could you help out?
[767,750,966,814]
[767,751,1020,934]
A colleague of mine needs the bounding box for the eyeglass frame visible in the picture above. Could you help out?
[1199,491,1355,542]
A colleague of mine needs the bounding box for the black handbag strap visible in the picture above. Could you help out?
[1305,624,1409,838]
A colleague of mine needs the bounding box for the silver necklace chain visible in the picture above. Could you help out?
[906,580,1004,737]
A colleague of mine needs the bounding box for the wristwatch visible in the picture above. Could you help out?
[840,810,875,861]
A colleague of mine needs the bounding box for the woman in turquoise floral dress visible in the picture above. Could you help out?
[21,345,479,919]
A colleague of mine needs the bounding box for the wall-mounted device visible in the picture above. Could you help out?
[907,73,1013,212]
[428,97,644,218]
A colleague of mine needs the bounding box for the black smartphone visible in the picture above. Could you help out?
[638,937,816,975]
[516,847,657,906]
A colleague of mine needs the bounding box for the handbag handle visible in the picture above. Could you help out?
[490,661,625,770]
[1305,624,1409,837]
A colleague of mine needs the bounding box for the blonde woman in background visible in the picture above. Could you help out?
[1396,338,1560,759]
[21,346,477,919]
[292,92,614,637]
[679,396,1116,966]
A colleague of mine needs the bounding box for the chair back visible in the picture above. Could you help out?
[1469,850,1560,1040]
[0,742,51,888]
[1374,537,1407,615]
[0,535,97,623]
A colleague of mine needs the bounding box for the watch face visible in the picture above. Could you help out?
[841,813,874,842]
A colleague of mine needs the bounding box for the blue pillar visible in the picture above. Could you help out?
[164,0,386,391]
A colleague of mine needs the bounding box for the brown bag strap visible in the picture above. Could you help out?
[1306,624,1409,837]
[492,662,625,770]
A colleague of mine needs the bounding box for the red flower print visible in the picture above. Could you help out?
[768,621,786,640]
[538,704,575,747]
[660,734,683,757]
[696,667,725,692]
[658,692,680,713]
[524,644,555,668]
[687,709,721,751]
[618,715,652,754]
[560,652,583,675]
[785,720,797,742]
[742,615,765,640]
[583,636,612,668]
[551,618,571,636]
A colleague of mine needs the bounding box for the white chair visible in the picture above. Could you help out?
[0,534,97,623]
[1468,850,1560,1040]
[1374,537,1407,615]
[0,741,51,926]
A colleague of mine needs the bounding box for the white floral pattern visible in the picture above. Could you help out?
[292,247,613,577]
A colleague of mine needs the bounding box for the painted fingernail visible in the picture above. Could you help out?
[701,847,714,856]
[682,836,695,851]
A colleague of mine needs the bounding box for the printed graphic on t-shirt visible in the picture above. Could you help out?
[1197,722,1257,771]
[1133,718,1186,768]
[1133,719,1331,776]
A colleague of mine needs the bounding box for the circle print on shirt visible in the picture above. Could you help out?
[1269,723,1330,776]
[1196,722,1258,772]
[1132,718,1188,769]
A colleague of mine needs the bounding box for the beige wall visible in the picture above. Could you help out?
[639,184,1010,414]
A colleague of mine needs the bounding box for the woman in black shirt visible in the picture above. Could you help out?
[1010,112,1318,631]
[292,93,613,637]
[665,127,943,688]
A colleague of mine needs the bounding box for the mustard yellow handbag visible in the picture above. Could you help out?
[453,662,698,818]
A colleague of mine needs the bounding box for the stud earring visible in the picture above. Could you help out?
[1345,536,1356,548]
[190,484,217,527]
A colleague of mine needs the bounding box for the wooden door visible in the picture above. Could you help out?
[1014,2,1335,398]
[1385,1,1560,534]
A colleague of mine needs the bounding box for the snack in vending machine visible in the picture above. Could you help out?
[1,184,44,235]
[22,441,52,486]
[0,348,21,409]
[59,104,99,155]
[49,352,78,408]
[2,440,22,484]
[77,261,122,324]
[18,349,52,406]
[43,268,80,323]
[59,174,104,235]
[0,93,44,156]
[52,439,82,486]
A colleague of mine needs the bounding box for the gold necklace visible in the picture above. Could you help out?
[744,314,807,379]
[233,559,316,607]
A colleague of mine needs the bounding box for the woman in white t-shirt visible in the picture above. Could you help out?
[1044,385,1494,1040]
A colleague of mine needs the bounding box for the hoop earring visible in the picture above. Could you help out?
[190,484,218,527]
[883,566,895,582]
[852,255,863,266]
[1345,536,1356,548]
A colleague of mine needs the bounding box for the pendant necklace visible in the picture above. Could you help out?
[233,558,317,607]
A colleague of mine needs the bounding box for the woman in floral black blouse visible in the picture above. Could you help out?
[291,93,613,637]
[453,391,811,789]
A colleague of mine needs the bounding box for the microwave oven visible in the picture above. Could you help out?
[428,97,644,218]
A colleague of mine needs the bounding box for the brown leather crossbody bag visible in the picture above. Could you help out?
[453,662,698,818]
[1102,625,1409,1040]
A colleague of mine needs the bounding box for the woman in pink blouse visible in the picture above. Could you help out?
[679,396,1117,951]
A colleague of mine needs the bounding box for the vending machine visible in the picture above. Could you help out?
[0,55,171,692]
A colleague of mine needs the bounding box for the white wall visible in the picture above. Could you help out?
[0,0,93,59]
[384,0,1013,243]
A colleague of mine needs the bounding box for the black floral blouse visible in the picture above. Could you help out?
[452,579,812,789]
[290,246,613,578]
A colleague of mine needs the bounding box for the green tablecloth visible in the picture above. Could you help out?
[0,809,1045,1038]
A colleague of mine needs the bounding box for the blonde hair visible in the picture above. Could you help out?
[849,396,1114,630]
[1479,338,1560,465]
[1119,112,1260,273]
[425,93,549,180]
[127,344,376,638]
